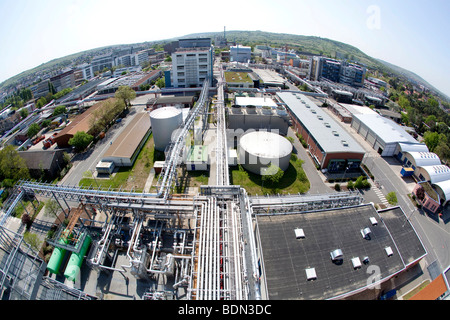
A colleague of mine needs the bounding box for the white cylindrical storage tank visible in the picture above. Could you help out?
[150,107,183,151]
[238,131,292,175]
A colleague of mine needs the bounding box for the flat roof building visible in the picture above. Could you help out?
[350,113,420,157]
[230,45,252,63]
[101,112,151,167]
[256,204,427,300]
[277,92,365,172]
[252,69,286,88]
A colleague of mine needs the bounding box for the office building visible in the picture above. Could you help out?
[310,57,366,87]
[50,69,75,92]
[170,39,213,87]
[91,53,115,73]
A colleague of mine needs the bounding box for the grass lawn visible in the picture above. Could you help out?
[231,154,310,196]
[79,133,162,191]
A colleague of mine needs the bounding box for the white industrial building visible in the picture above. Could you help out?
[230,45,252,63]
[415,165,450,184]
[433,180,450,206]
[401,152,441,170]
[350,113,423,157]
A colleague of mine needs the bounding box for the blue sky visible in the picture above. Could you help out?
[0,0,449,97]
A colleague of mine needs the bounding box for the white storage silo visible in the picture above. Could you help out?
[150,107,183,151]
[238,131,292,175]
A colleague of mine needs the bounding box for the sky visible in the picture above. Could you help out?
[0,0,449,97]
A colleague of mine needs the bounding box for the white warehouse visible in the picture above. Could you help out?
[350,113,423,157]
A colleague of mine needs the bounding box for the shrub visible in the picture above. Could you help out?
[335,183,341,191]
[347,180,354,190]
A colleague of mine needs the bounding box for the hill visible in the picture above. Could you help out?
[1,30,447,101]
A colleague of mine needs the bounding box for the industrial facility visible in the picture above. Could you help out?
[0,57,433,303]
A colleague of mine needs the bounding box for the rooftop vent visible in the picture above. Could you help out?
[341,140,349,147]
[330,249,343,261]
[361,227,372,239]
[385,246,393,257]
[362,256,370,264]
[294,228,305,239]
[305,268,317,281]
[332,131,339,136]
[351,257,362,269]
[370,217,378,226]
[324,123,331,128]
[317,115,323,120]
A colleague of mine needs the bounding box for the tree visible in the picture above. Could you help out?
[21,213,33,230]
[27,123,41,138]
[386,191,398,205]
[423,131,440,152]
[261,165,284,185]
[115,86,136,107]
[0,145,30,184]
[36,97,47,108]
[23,232,42,252]
[156,77,166,88]
[68,131,93,152]
[44,199,64,223]
[52,105,67,117]
[19,108,29,119]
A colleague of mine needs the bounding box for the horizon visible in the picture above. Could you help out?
[0,0,449,97]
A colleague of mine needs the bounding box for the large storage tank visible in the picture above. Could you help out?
[150,107,183,151]
[238,131,292,175]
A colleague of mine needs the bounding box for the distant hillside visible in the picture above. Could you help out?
[376,59,449,101]
[185,30,386,68]
[2,30,447,101]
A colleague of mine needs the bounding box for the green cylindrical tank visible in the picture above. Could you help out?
[64,234,91,282]
[47,237,68,275]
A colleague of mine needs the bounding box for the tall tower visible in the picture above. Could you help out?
[224,26,227,45]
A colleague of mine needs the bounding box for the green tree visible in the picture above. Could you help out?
[52,105,67,116]
[0,145,30,183]
[423,131,440,152]
[261,165,284,185]
[115,86,136,107]
[68,131,93,152]
[386,191,398,205]
[36,97,47,108]
[44,199,64,223]
[19,108,29,119]
[27,123,41,138]
[23,232,42,252]
[156,77,166,88]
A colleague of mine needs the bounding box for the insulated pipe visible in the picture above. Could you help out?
[241,188,262,300]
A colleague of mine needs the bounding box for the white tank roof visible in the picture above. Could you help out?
[150,106,181,119]
[240,131,292,158]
